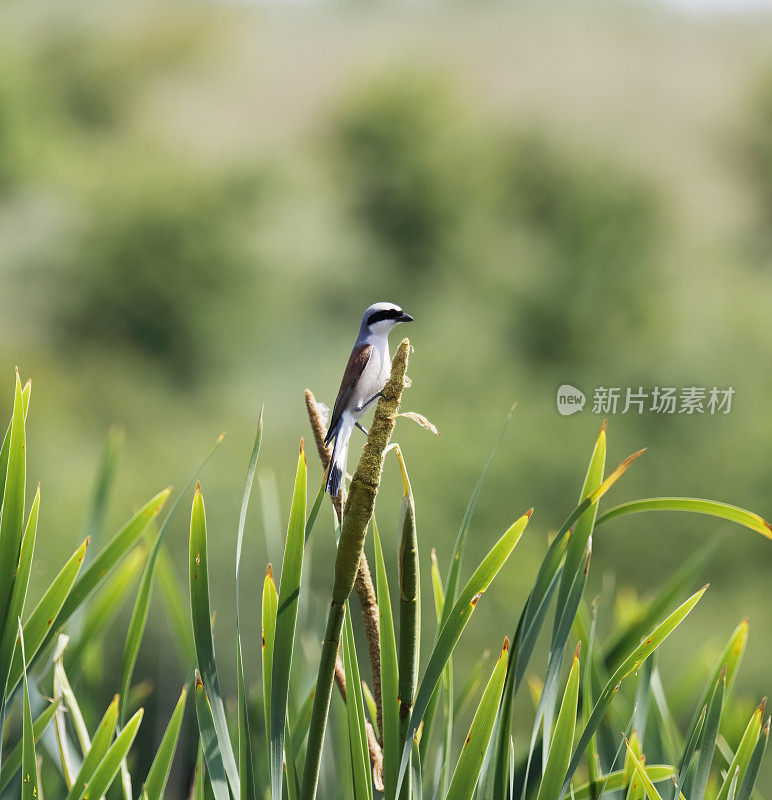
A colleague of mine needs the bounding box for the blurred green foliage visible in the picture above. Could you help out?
[332,76,468,275]
[54,167,261,382]
[499,133,663,365]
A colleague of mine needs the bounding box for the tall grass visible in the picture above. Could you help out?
[0,360,769,800]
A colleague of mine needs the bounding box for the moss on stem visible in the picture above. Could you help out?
[301,339,410,800]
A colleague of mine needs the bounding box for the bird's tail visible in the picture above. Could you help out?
[326,421,352,497]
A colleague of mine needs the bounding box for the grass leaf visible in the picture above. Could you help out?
[374,519,400,800]
[270,442,307,800]
[535,646,581,800]
[143,685,187,800]
[19,622,38,800]
[396,509,531,796]
[0,486,39,698]
[65,695,120,800]
[623,738,664,800]
[0,701,57,792]
[559,584,708,798]
[691,670,725,800]
[190,485,241,798]
[236,411,262,800]
[440,407,514,631]
[194,671,231,800]
[77,709,144,800]
[37,487,171,666]
[715,701,764,800]
[596,497,772,540]
[262,564,278,762]
[445,637,509,800]
[342,603,374,800]
[0,373,27,639]
[7,537,90,699]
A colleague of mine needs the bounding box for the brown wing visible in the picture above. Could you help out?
[325,343,373,445]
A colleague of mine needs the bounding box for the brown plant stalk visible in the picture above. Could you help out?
[301,339,410,800]
[305,388,383,742]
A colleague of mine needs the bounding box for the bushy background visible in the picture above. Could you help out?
[1,0,771,793]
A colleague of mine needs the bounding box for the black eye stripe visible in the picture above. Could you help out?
[367,309,402,325]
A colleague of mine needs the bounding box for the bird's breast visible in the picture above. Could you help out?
[351,342,390,417]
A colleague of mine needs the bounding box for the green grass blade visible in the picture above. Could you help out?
[570,766,675,800]
[374,519,400,800]
[716,701,764,800]
[82,425,123,554]
[396,446,419,800]
[284,708,301,800]
[118,541,165,726]
[559,584,708,799]
[190,484,240,798]
[444,637,509,800]
[0,372,27,638]
[192,742,206,800]
[691,669,725,800]
[156,543,196,668]
[596,498,772,540]
[726,766,741,800]
[418,548,445,770]
[492,443,645,799]
[522,541,590,796]
[396,509,532,796]
[737,715,769,800]
[65,695,120,800]
[343,603,373,800]
[19,622,38,800]
[270,443,307,800]
[236,410,262,800]
[6,537,90,699]
[77,709,144,800]
[262,564,278,762]
[540,424,603,773]
[559,425,605,623]
[580,602,601,784]
[143,685,187,800]
[411,739,422,800]
[362,680,379,739]
[0,374,29,504]
[0,486,39,696]
[0,700,56,791]
[121,433,224,724]
[440,406,514,631]
[535,646,581,800]
[66,545,143,670]
[305,480,325,545]
[683,619,749,756]
[604,538,718,671]
[292,684,316,758]
[492,524,566,800]
[454,658,485,720]
[650,665,683,759]
[623,738,664,800]
[38,487,171,664]
[675,702,706,800]
[52,637,87,783]
[194,671,231,800]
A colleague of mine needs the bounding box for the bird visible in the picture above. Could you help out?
[324,301,413,497]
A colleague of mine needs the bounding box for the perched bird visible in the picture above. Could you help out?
[324,301,413,496]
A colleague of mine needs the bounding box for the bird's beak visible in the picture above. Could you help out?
[398,313,413,323]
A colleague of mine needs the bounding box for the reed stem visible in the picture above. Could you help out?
[300,339,410,800]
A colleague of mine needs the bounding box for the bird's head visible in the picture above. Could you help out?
[360,301,413,337]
